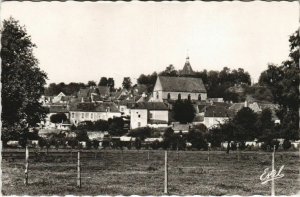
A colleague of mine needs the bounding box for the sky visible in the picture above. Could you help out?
[1,1,299,88]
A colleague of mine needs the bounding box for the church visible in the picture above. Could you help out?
[151,57,207,102]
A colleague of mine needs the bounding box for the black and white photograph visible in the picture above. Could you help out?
[1,0,299,196]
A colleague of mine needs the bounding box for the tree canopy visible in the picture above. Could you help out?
[1,17,48,128]
[173,99,196,124]
[122,77,132,90]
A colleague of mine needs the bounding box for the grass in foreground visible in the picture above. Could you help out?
[2,150,300,195]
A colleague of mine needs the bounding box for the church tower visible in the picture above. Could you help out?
[180,56,195,76]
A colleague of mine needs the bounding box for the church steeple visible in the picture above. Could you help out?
[180,56,194,75]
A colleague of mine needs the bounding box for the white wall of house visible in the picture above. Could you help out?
[70,111,121,125]
[203,117,229,128]
[130,109,148,129]
[149,110,168,122]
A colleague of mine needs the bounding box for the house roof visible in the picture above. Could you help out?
[158,76,206,93]
[204,105,229,118]
[69,102,120,113]
[132,102,169,110]
[49,105,69,113]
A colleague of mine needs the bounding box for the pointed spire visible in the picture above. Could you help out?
[181,56,194,75]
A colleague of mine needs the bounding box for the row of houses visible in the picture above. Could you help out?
[41,57,280,132]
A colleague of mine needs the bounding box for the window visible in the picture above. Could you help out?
[138,122,141,127]
[167,93,171,100]
[156,92,159,99]
[71,113,75,119]
[138,114,141,118]
[81,113,84,119]
[91,113,93,119]
[149,113,153,119]
[198,94,201,101]
[85,113,89,118]
[188,94,191,100]
[178,93,181,100]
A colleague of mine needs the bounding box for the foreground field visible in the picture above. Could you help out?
[2,149,300,195]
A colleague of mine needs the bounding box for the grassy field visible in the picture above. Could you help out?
[2,149,300,195]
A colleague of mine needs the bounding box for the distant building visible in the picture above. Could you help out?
[203,105,230,128]
[151,76,207,102]
[69,102,121,125]
[130,102,169,129]
[229,101,280,123]
[77,86,110,102]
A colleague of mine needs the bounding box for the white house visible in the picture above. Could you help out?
[69,102,121,125]
[130,102,169,129]
[203,105,230,128]
[151,76,207,102]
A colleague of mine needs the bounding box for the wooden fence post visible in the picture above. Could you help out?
[271,145,275,196]
[237,143,240,162]
[77,150,81,188]
[121,149,124,169]
[24,145,29,185]
[164,150,168,194]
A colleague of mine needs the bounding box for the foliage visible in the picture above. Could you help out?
[186,128,208,150]
[76,130,90,142]
[92,139,100,149]
[98,77,115,91]
[1,17,48,128]
[50,113,68,124]
[282,140,292,150]
[173,99,196,124]
[137,72,157,92]
[258,30,299,141]
[87,81,96,87]
[159,64,179,77]
[108,117,125,136]
[94,120,109,131]
[122,77,132,90]
[128,126,152,140]
[44,82,86,96]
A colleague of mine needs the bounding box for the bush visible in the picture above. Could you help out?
[67,138,78,149]
[92,139,99,149]
[282,140,291,150]
[38,138,47,149]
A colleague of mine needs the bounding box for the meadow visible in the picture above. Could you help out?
[2,149,300,196]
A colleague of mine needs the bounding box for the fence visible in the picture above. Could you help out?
[2,147,300,196]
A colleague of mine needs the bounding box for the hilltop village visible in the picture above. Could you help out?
[37,57,283,149]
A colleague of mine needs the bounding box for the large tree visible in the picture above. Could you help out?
[1,18,48,128]
[173,99,196,124]
[122,77,132,90]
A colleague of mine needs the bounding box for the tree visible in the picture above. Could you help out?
[108,117,125,136]
[50,113,68,124]
[98,77,108,86]
[87,80,96,87]
[107,78,115,91]
[137,72,157,92]
[1,17,48,128]
[159,64,178,76]
[233,107,257,140]
[122,77,132,90]
[173,99,196,124]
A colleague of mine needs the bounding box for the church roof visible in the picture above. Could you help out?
[158,76,206,93]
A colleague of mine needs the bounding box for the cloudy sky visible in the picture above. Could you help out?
[1,1,299,87]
